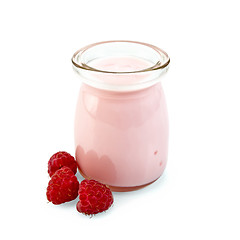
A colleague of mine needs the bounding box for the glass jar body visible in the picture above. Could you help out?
[75,82,168,191]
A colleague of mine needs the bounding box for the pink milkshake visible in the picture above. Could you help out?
[72,41,170,191]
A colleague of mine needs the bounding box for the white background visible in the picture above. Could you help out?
[0,0,239,239]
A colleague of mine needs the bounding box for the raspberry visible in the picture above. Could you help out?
[47,166,79,205]
[48,151,77,177]
[77,179,113,215]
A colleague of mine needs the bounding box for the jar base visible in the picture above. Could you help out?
[78,167,160,192]
[107,178,159,192]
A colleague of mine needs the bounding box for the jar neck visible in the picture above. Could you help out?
[81,82,163,99]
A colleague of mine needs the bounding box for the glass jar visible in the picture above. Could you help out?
[72,40,170,191]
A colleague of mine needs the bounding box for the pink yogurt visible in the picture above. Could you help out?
[72,41,170,191]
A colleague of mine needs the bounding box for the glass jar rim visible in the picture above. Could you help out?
[71,40,170,74]
[72,40,170,91]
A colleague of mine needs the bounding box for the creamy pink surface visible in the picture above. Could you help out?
[89,56,152,72]
[75,57,168,188]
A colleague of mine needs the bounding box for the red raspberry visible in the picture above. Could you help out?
[46,166,79,205]
[48,151,77,177]
[77,179,114,215]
